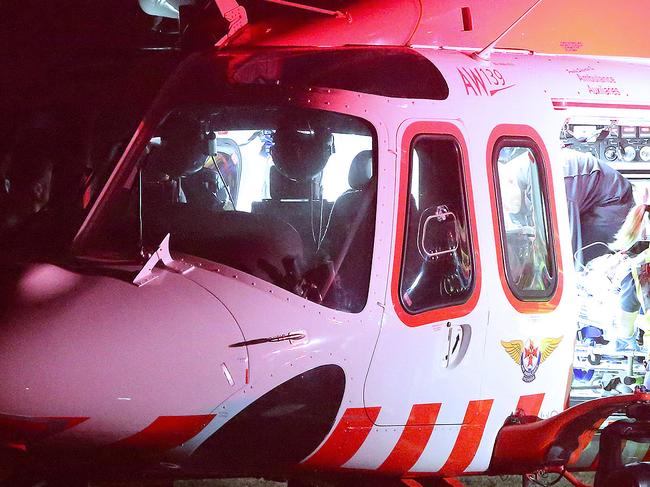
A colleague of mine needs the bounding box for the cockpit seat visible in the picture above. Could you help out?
[252,166,332,259]
[270,165,312,200]
[318,150,375,312]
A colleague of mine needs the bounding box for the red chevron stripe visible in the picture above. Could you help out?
[303,407,380,468]
[515,393,545,416]
[0,415,88,445]
[111,415,214,451]
[401,480,423,487]
[437,400,493,476]
[378,403,441,474]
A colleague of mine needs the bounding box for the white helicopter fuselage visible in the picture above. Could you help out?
[3,31,650,483]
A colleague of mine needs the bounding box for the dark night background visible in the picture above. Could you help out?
[0,0,347,145]
[0,0,308,255]
[1,0,182,184]
[0,1,186,258]
[0,0,345,251]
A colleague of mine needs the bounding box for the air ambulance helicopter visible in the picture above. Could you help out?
[3,0,650,485]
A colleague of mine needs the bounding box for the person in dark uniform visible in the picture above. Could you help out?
[563,148,634,268]
[0,142,54,233]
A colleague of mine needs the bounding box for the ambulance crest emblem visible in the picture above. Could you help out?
[501,337,563,382]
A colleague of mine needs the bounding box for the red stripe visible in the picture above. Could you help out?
[378,403,441,474]
[590,454,599,470]
[112,415,214,451]
[568,438,601,469]
[552,99,650,111]
[515,394,545,416]
[438,400,493,476]
[82,185,92,209]
[0,415,88,444]
[568,417,607,465]
[303,407,380,468]
[401,480,423,487]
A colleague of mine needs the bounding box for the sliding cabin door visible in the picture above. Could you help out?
[364,121,488,426]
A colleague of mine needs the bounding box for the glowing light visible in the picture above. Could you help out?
[17,264,81,304]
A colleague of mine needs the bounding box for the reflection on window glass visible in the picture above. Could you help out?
[495,144,556,300]
[400,135,474,314]
[85,105,376,313]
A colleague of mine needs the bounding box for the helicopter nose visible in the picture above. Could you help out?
[0,264,89,446]
[0,263,247,446]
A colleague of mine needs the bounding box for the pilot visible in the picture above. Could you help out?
[154,117,206,179]
[144,116,207,210]
[562,148,634,268]
[269,120,334,299]
[271,121,334,182]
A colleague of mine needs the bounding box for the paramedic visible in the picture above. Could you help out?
[563,148,634,267]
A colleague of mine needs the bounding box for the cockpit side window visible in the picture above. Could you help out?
[399,135,475,314]
[78,105,377,313]
[492,138,557,301]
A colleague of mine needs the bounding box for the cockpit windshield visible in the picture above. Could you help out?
[78,104,377,313]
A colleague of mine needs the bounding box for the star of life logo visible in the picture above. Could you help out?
[501,337,563,383]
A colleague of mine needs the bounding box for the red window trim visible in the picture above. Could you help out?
[486,124,564,314]
[391,121,482,327]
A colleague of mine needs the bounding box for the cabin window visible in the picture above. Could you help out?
[493,139,557,300]
[399,135,475,314]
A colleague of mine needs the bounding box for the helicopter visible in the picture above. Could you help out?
[3,1,650,486]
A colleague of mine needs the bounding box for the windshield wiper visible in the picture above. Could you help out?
[229,332,306,348]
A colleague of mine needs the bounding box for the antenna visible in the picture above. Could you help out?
[259,0,349,19]
[473,0,544,61]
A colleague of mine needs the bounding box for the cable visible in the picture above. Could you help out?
[210,155,236,209]
[525,467,565,487]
